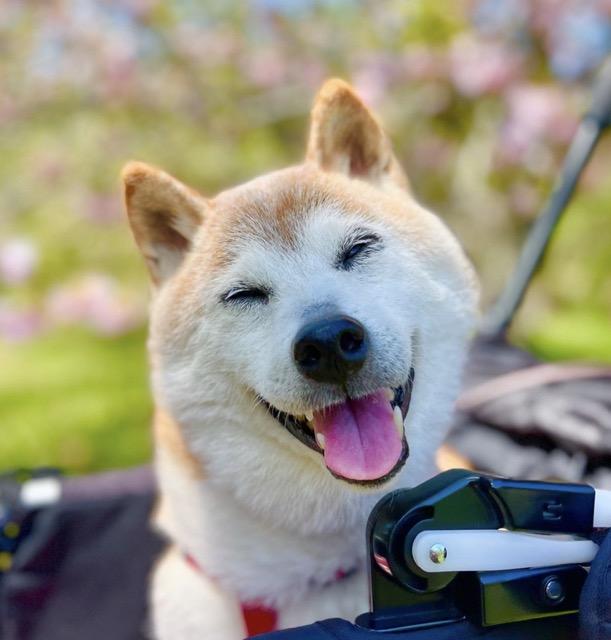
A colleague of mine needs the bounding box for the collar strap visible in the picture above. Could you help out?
[184,553,277,636]
[183,552,356,637]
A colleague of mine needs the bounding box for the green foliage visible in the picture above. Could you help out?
[0,329,152,473]
[523,309,611,363]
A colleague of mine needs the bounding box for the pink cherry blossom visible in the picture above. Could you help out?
[410,135,453,169]
[353,67,388,108]
[0,238,39,285]
[402,46,447,82]
[45,274,144,336]
[500,83,578,161]
[34,152,66,184]
[241,48,288,88]
[82,193,122,223]
[0,301,45,342]
[449,34,523,97]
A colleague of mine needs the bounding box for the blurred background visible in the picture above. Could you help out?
[1,0,610,475]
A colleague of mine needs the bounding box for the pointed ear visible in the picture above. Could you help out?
[122,161,207,285]
[306,79,409,191]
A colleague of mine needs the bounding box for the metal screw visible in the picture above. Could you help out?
[542,576,565,604]
[429,543,447,565]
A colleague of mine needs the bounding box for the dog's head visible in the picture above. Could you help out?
[123,80,478,503]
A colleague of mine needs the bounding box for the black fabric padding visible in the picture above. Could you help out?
[1,489,164,640]
[448,338,611,488]
[251,616,580,640]
[580,531,611,640]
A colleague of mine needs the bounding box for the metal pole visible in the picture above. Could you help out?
[480,59,611,339]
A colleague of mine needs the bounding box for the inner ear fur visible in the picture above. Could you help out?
[122,161,207,284]
[306,78,409,191]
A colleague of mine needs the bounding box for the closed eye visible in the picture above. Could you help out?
[222,285,270,306]
[337,231,382,270]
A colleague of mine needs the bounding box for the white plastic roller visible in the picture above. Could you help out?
[412,529,599,574]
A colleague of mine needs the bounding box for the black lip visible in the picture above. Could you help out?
[260,367,415,486]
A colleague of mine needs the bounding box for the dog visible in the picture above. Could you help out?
[121,79,479,640]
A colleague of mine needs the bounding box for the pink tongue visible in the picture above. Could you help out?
[312,390,403,481]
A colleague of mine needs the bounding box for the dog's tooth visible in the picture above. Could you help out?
[385,388,394,401]
[315,432,325,450]
[393,406,404,436]
[305,410,314,422]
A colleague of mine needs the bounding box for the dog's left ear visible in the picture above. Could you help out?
[122,161,208,285]
[306,78,409,191]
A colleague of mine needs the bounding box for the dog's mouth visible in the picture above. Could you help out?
[260,368,414,487]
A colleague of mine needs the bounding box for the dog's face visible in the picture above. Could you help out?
[123,80,478,504]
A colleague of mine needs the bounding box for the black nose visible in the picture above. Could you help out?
[293,315,368,385]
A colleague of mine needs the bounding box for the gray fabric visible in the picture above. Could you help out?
[0,468,164,640]
[447,338,611,488]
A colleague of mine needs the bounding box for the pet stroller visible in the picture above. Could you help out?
[1,63,610,640]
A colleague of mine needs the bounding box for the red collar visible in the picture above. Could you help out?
[184,552,277,636]
[183,552,355,637]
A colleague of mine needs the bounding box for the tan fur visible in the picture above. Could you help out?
[306,78,409,191]
[201,166,449,275]
[154,407,204,479]
[122,161,208,284]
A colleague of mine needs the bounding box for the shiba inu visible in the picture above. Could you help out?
[122,79,478,640]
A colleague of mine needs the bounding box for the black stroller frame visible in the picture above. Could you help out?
[359,470,603,634]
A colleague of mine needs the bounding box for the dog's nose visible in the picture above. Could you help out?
[293,315,368,385]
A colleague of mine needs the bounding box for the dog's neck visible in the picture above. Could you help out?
[153,405,374,536]
[151,398,446,607]
[153,411,370,607]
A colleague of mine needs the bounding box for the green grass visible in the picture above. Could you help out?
[520,308,611,364]
[0,328,152,474]
[511,176,611,366]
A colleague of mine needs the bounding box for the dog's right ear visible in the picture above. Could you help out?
[306,78,409,192]
[122,162,207,285]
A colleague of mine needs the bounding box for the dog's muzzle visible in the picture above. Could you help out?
[260,367,415,487]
